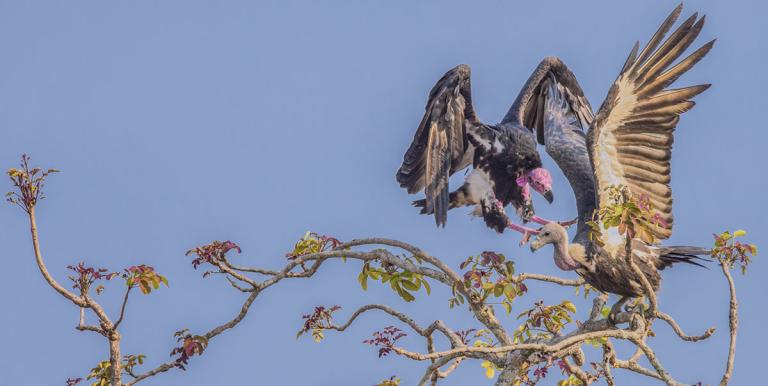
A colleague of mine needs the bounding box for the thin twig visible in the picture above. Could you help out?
[719,260,738,386]
[657,311,715,342]
[76,307,106,336]
[114,286,133,329]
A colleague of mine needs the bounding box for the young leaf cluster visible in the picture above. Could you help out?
[514,300,577,343]
[170,329,209,370]
[72,354,147,386]
[123,265,168,295]
[363,326,407,358]
[296,305,341,342]
[713,230,757,274]
[185,240,242,270]
[66,262,118,294]
[451,251,527,313]
[5,154,59,212]
[286,232,343,260]
[358,261,430,302]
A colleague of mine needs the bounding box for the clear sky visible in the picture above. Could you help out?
[0,1,765,385]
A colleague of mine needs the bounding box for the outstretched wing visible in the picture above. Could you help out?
[587,4,714,240]
[396,64,485,226]
[502,56,594,143]
[503,57,596,226]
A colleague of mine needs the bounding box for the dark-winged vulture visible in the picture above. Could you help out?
[525,4,713,299]
[396,63,587,234]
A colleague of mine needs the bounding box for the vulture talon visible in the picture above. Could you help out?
[506,221,540,246]
[608,297,629,325]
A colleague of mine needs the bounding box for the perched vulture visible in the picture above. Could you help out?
[396,63,585,233]
[527,4,713,299]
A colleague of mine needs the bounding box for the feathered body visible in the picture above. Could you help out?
[396,65,553,232]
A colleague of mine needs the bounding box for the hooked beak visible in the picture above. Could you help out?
[529,237,543,252]
[542,190,554,204]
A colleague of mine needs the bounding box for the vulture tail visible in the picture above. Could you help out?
[412,187,473,215]
[658,246,711,269]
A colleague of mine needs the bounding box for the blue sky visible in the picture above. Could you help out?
[0,1,765,385]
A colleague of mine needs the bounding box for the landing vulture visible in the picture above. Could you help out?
[527,4,713,299]
[396,64,581,233]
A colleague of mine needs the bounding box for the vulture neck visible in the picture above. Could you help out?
[552,237,581,271]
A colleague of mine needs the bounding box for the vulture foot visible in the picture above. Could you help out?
[608,296,630,325]
[506,221,540,246]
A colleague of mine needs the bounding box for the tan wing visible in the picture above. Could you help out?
[587,4,714,241]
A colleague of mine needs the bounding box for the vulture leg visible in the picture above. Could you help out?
[506,220,541,246]
[608,296,630,325]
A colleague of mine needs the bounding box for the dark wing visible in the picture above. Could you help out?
[502,57,596,226]
[502,56,595,143]
[396,64,485,226]
[587,4,714,242]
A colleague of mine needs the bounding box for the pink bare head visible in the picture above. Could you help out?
[526,167,554,203]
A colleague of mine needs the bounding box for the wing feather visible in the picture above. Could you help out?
[502,57,595,142]
[396,64,483,226]
[587,5,713,242]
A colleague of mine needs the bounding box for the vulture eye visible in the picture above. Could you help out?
[543,231,550,236]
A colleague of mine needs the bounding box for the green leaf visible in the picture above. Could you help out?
[481,360,496,378]
[493,284,504,297]
[401,279,418,291]
[504,261,515,275]
[503,283,516,299]
[400,289,415,302]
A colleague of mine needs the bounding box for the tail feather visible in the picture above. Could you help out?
[412,187,474,216]
[412,198,429,214]
[658,245,711,269]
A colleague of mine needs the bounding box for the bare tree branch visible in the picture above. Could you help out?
[28,209,86,307]
[657,311,715,342]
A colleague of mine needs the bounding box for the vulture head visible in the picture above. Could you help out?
[520,167,554,204]
[503,129,555,205]
[529,222,582,271]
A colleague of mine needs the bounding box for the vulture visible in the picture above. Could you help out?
[396,63,588,233]
[525,4,713,301]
